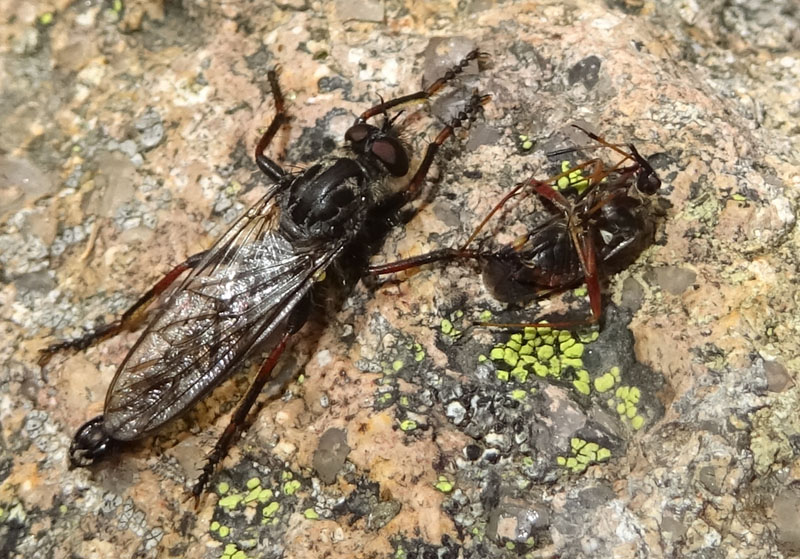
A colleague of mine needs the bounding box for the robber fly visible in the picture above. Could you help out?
[41,51,490,497]
[370,125,661,328]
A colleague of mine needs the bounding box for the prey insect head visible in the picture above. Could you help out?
[69,416,113,467]
[628,144,661,194]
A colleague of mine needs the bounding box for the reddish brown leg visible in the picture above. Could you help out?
[400,92,491,204]
[192,330,292,503]
[39,251,208,366]
[355,50,486,124]
[255,68,290,182]
[369,247,482,275]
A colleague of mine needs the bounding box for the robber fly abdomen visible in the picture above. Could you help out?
[42,51,490,497]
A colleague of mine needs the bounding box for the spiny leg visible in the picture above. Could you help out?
[255,68,290,181]
[355,49,488,125]
[369,247,482,275]
[368,93,489,275]
[400,92,491,204]
[192,329,292,502]
[39,250,208,366]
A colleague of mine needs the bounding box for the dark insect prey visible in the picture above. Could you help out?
[370,125,661,328]
[40,51,490,497]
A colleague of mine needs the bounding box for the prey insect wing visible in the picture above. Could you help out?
[102,186,343,441]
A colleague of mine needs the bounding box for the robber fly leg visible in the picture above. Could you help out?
[355,49,488,125]
[38,250,208,366]
[255,68,290,182]
[400,92,491,204]
[369,247,481,276]
[192,330,293,502]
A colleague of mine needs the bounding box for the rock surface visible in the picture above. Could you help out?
[1,1,799,558]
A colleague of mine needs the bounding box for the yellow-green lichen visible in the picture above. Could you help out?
[243,486,261,504]
[593,367,619,393]
[606,383,645,429]
[257,488,273,503]
[434,475,454,493]
[218,494,243,509]
[510,367,528,383]
[555,160,591,194]
[304,508,319,520]
[218,525,230,538]
[558,437,612,473]
[246,477,261,490]
[262,502,280,518]
[441,318,454,335]
[283,480,301,495]
[400,419,417,431]
[572,369,591,395]
[504,347,519,367]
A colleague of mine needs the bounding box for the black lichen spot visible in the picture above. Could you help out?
[568,55,602,90]
[287,108,349,163]
[605,0,644,15]
[318,75,351,95]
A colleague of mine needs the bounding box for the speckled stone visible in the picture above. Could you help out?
[2,1,799,558]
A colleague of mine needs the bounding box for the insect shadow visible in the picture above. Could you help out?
[370,125,662,331]
[40,51,491,500]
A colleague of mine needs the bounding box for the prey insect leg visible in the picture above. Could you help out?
[38,250,208,366]
[370,156,604,277]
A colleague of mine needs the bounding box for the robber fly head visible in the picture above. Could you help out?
[70,416,113,467]
[344,119,410,177]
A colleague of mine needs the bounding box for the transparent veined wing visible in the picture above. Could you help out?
[101,186,343,440]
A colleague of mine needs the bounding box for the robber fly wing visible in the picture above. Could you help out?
[101,187,343,441]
